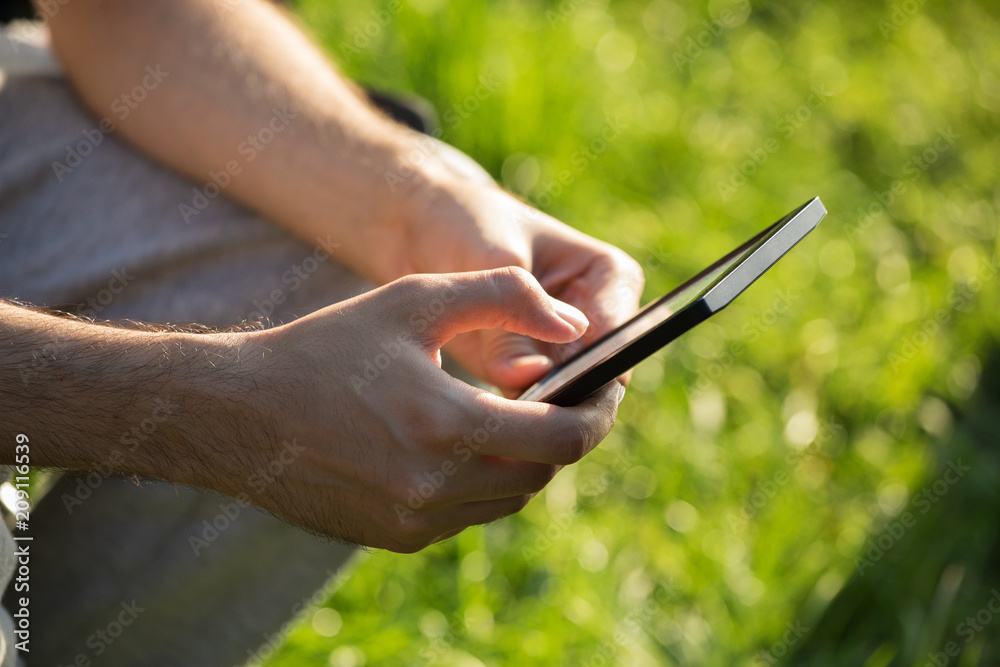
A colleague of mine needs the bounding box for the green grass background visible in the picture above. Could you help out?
[262,0,1000,664]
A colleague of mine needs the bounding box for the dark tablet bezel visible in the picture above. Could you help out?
[517,197,827,406]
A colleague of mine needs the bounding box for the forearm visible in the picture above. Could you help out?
[0,301,263,491]
[44,0,451,284]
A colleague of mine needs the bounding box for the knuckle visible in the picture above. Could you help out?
[387,470,420,506]
[394,402,454,452]
[491,265,536,295]
[372,275,432,330]
[387,513,433,552]
[608,248,645,294]
[622,254,645,290]
[392,273,444,307]
[382,273,420,303]
[385,464,434,508]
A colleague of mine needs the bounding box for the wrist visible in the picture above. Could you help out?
[19,321,274,496]
[376,131,477,267]
[277,120,460,285]
[150,329,280,494]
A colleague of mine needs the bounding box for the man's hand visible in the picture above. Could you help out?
[221,267,623,551]
[1,271,622,552]
[396,170,645,396]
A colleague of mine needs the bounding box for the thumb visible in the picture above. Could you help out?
[405,267,589,353]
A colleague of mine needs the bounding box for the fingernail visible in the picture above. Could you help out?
[504,354,552,372]
[617,384,626,405]
[550,297,589,334]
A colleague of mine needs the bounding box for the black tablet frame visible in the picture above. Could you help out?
[517,197,827,406]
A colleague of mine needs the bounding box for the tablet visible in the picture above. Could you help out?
[517,197,827,406]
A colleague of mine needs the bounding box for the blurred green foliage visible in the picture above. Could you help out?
[263,0,1000,664]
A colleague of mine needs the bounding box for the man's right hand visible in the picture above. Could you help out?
[1,268,622,553]
[228,267,623,552]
